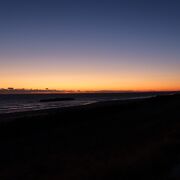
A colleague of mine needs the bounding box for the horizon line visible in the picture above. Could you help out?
[0,88,180,94]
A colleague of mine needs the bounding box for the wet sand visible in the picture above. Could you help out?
[0,94,180,179]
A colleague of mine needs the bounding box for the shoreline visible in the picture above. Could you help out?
[0,91,178,116]
[0,93,174,121]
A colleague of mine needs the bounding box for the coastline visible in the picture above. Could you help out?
[0,93,180,179]
[0,91,176,115]
[0,94,170,122]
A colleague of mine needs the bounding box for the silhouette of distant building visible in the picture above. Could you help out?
[8,88,14,90]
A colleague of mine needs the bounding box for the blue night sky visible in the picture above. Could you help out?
[0,0,180,91]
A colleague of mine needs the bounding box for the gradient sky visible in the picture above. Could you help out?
[0,0,180,91]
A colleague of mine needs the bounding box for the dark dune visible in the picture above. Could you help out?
[0,94,180,179]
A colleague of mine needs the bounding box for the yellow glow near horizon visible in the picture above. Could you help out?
[1,55,180,92]
[1,71,180,91]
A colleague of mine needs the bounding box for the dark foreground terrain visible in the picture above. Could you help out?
[0,94,180,179]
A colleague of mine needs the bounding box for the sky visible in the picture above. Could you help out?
[0,0,180,91]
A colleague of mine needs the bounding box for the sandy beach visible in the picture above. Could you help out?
[0,94,180,179]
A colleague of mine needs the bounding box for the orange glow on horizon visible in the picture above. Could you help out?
[1,74,180,92]
[1,56,180,92]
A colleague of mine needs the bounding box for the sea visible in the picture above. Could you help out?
[0,92,173,114]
